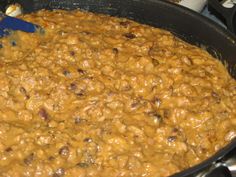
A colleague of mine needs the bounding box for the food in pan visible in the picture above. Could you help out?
[0,9,235,177]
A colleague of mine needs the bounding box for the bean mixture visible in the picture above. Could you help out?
[0,10,235,177]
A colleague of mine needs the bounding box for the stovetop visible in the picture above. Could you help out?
[202,5,226,28]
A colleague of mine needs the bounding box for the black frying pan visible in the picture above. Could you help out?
[0,0,236,177]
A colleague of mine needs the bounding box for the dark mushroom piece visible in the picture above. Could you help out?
[153,97,161,107]
[83,138,93,143]
[77,68,86,75]
[48,156,55,161]
[75,116,81,124]
[212,91,221,103]
[62,70,70,77]
[11,40,17,46]
[112,48,119,55]
[59,146,70,157]
[74,116,87,124]
[70,51,75,56]
[23,153,34,166]
[119,21,130,27]
[5,147,13,152]
[152,58,160,66]
[163,109,171,119]
[76,89,85,97]
[38,108,49,121]
[53,168,65,177]
[80,31,91,35]
[70,83,77,90]
[77,162,89,168]
[123,33,136,39]
[167,136,177,143]
[148,112,163,124]
[19,87,30,99]
[172,128,179,133]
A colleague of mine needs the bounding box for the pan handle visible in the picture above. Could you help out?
[202,164,232,177]
[208,0,236,34]
[197,162,233,177]
[222,156,236,177]
[200,146,236,177]
[208,0,234,18]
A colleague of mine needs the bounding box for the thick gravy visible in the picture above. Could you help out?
[0,10,235,177]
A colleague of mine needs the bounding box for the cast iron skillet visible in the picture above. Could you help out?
[1,0,236,177]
